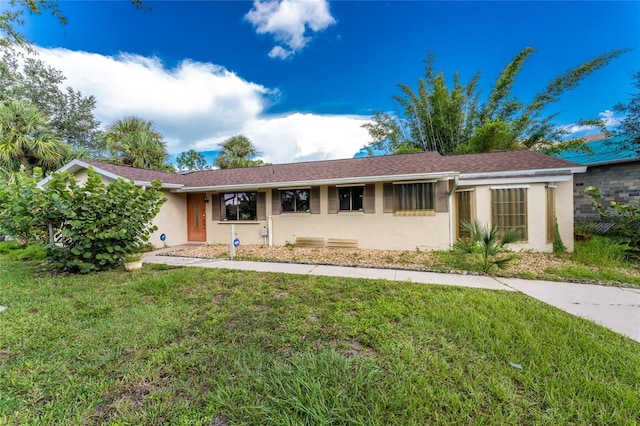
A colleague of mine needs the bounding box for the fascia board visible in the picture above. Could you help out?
[460,174,574,186]
[461,167,586,181]
[176,172,459,193]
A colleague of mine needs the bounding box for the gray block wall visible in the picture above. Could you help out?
[573,161,640,222]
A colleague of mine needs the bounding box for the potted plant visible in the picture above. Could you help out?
[123,252,143,271]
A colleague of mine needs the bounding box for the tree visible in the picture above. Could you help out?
[176,149,209,171]
[0,99,69,174]
[215,135,265,169]
[611,70,640,154]
[364,48,627,155]
[102,117,171,171]
[0,53,102,154]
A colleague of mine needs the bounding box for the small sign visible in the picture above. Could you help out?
[160,233,166,241]
[233,237,240,248]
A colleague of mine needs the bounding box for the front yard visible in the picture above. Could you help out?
[1,254,638,424]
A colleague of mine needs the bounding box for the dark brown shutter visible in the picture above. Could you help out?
[328,186,338,214]
[211,193,221,221]
[272,189,281,215]
[310,187,320,214]
[363,184,375,213]
[257,192,266,220]
[436,180,449,213]
[383,183,394,213]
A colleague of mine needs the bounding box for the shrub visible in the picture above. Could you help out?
[41,168,166,273]
[452,220,520,274]
[553,219,567,253]
[0,168,166,273]
[586,186,640,260]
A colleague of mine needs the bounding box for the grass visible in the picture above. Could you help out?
[543,237,640,285]
[1,255,639,424]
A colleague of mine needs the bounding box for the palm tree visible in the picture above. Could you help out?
[0,99,68,174]
[215,135,264,169]
[102,117,171,171]
[452,220,521,274]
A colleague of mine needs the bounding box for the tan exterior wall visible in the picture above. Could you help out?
[472,180,575,253]
[150,191,188,248]
[556,180,575,252]
[203,184,451,251]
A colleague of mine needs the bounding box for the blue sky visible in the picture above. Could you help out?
[18,0,640,164]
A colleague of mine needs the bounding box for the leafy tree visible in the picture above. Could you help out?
[611,70,640,154]
[452,220,521,274]
[176,149,209,170]
[0,168,46,244]
[103,117,172,171]
[0,53,102,154]
[0,99,69,174]
[365,48,627,155]
[215,135,265,169]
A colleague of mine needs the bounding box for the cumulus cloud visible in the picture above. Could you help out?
[245,0,336,59]
[35,47,371,163]
[562,110,622,135]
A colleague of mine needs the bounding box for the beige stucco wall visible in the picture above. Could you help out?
[204,184,451,251]
[472,180,575,253]
[150,191,188,248]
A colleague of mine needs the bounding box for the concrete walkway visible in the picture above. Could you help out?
[143,249,640,343]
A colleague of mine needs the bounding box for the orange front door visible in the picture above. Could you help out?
[187,194,207,242]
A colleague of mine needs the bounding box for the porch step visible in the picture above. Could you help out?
[326,238,358,248]
[295,236,325,247]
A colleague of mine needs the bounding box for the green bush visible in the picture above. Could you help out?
[0,170,47,244]
[0,168,166,273]
[586,186,640,256]
[41,169,166,273]
[552,219,567,253]
[452,220,520,274]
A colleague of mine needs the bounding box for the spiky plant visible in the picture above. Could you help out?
[453,220,521,274]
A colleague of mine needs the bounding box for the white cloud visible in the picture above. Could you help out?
[245,0,336,59]
[35,47,371,163]
[562,110,622,135]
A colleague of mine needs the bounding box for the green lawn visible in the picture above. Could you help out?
[1,257,639,425]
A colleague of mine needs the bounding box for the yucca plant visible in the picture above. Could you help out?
[452,220,521,274]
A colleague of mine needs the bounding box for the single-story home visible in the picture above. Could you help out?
[42,150,585,252]
[556,135,639,223]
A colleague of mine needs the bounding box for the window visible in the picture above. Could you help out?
[456,190,473,240]
[281,189,310,212]
[339,186,363,211]
[491,188,527,240]
[546,185,556,243]
[223,192,257,221]
[394,182,434,211]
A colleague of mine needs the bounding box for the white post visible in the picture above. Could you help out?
[268,215,273,246]
[230,224,235,260]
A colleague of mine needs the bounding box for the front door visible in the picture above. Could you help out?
[187,194,207,242]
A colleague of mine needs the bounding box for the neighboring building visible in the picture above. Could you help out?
[43,150,585,252]
[556,135,639,222]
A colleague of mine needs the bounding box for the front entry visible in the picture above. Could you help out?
[187,194,207,242]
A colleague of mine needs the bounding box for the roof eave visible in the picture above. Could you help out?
[177,171,460,193]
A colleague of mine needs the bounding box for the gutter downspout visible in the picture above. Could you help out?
[268,215,273,246]
[448,176,459,249]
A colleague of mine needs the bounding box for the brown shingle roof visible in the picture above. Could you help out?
[442,150,580,174]
[84,150,582,190]
[84,160,187,185]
